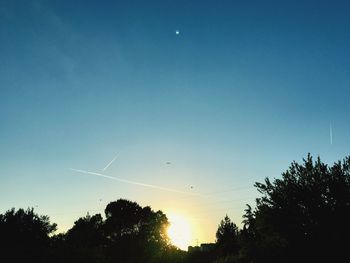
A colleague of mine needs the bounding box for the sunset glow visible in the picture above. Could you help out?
[167,214,192,250]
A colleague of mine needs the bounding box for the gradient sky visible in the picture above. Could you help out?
[1,0,350,245]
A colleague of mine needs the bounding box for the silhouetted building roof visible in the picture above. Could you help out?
[188,243,215,253]
[200,243,215,252]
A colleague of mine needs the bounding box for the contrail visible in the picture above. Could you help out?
[70,168,202,196]
[103,155,118,171]
[330,122,333,145]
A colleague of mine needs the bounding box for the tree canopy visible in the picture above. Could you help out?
[0,208,57,262]
[242,154,350,263]
[216,215,239,255]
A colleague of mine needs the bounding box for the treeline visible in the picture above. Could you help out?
[1,154,350,263]
[0,199,185,263]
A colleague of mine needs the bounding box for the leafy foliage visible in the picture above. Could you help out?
[241,154,350,263]
[0,208,56,262]
[216,215,239,255]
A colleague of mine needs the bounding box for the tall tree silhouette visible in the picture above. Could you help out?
[216,215,239,256]
[0,208,56,263]
[62,213,106,263]
[104,199,170,262]
[66,213,104,248]
[104,199,144,240]
[243,154,350,263]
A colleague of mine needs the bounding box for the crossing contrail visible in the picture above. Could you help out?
[102,155,118,171]
[330,122,333,145]
[70,168,202,196]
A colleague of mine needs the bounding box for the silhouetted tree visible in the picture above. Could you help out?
[66,213,104,248]
[49,198,182,263]
[104,199,143,240]
[62,213,106,263]
[237,205,257,263]
[243,154,350,263]
[138,206,170,260]
[103,199,171,262]
[216,215,239,257]
[0,208,56,263]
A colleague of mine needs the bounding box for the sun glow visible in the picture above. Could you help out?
[167,213,192,250]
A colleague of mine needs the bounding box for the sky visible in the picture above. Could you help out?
[1,0,350,246]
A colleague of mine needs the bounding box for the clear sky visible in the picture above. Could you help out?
[1,0,350,245]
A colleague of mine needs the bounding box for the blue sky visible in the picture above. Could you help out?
[1,0,350,244]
